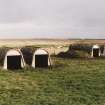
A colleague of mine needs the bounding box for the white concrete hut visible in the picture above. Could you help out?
[3,49,25,70]
[32,49,51,68]
[91,45,101,57]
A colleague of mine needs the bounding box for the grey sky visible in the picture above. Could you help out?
[0,0,105,39]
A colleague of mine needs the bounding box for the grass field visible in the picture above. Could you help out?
[0,58,105,104]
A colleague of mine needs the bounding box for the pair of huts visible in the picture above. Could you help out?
[3,49,51,70]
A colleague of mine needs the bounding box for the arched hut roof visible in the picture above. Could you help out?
[34,49,49,55]
[6,49,21,56]
[92,45,100,49]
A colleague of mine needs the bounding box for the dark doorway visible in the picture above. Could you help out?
[93,49,99,57]
[7,55,21,70]
[35,55,48,67]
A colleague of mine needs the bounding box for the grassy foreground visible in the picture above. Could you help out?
[0,58,105,104]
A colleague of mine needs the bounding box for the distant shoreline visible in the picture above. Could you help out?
[0,38,105,40]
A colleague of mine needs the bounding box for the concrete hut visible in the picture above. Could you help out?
[3,49,25,70]
[102,46,105,56]
[91,45,101,57]
[32,49,51,68]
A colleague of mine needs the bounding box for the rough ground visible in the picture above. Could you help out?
[0,58,105,105]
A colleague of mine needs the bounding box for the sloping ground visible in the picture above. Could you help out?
[0,58,105,104]
[0,39,72,47]
[0,39,105,57]
[0,39,105,47]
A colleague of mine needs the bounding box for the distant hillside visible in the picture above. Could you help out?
[0,39,104,47]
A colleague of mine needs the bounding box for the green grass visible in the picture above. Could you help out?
[0,58,105,104]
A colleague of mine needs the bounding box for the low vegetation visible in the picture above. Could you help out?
[0,47,10,65]
[0,58,104,104]
[57,44,91,58]
[21,46,39,65]
[57,44,105,58]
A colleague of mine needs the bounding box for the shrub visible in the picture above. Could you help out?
[0,47,10,65]
[57,50,78,58]
[21,46,39,65]
[57,44,92,58]
[69,44,92,53]
[57,50,90,58]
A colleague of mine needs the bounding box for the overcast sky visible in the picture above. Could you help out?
[0,0,105,39]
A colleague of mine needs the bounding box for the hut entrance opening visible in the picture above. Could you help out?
[7,55,21,69]
[35,55,48,67]
[93,49,99,57]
